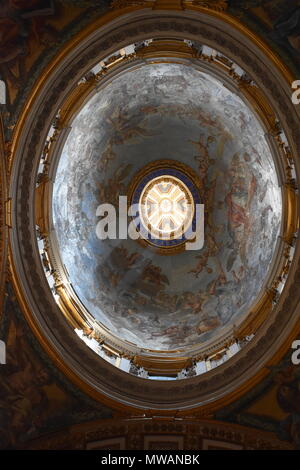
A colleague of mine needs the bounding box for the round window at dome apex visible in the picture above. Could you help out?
[139,175,195,241]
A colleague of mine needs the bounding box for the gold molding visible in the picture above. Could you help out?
[110,0,228,12]
[235,290,275,340]
[190,0,227,12]
[110,0,150,9]
[136,39,199,59]
[153,0,184,10]
[29,36,298,381]
[9,235,300,415]
[59,79,98,130]
[127,158,202,255]
[35,176,50,238]
[37,41,298,365]
[238,80,278,134]
[8,3,300,414]
[134,355,192,375]
[282,183,299,246]
[22,416,293,450]
[0,115,7,314]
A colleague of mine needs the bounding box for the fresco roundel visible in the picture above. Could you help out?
[52,63,282,350]
[130,163,201,250]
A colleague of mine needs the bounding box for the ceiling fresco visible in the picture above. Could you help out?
[52,63,282,350]
[229,0,300,61]
[2,0,299,140]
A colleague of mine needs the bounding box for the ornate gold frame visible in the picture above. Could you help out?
[33,37,298,378]
[127,159,202,255]
[34,39,298,360]
[7,4,300,414]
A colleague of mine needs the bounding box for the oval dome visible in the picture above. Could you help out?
[52,62,282,351]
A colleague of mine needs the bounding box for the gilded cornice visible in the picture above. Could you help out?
[22,417,292,450]
[8,6,300,414]
[0,115,8,316]
[34,39,298,367]
[110,0,228,12]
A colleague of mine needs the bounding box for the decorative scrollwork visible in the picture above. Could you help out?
[110,0,228,11]
[191,0,228,11]
[110,0,148,9]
